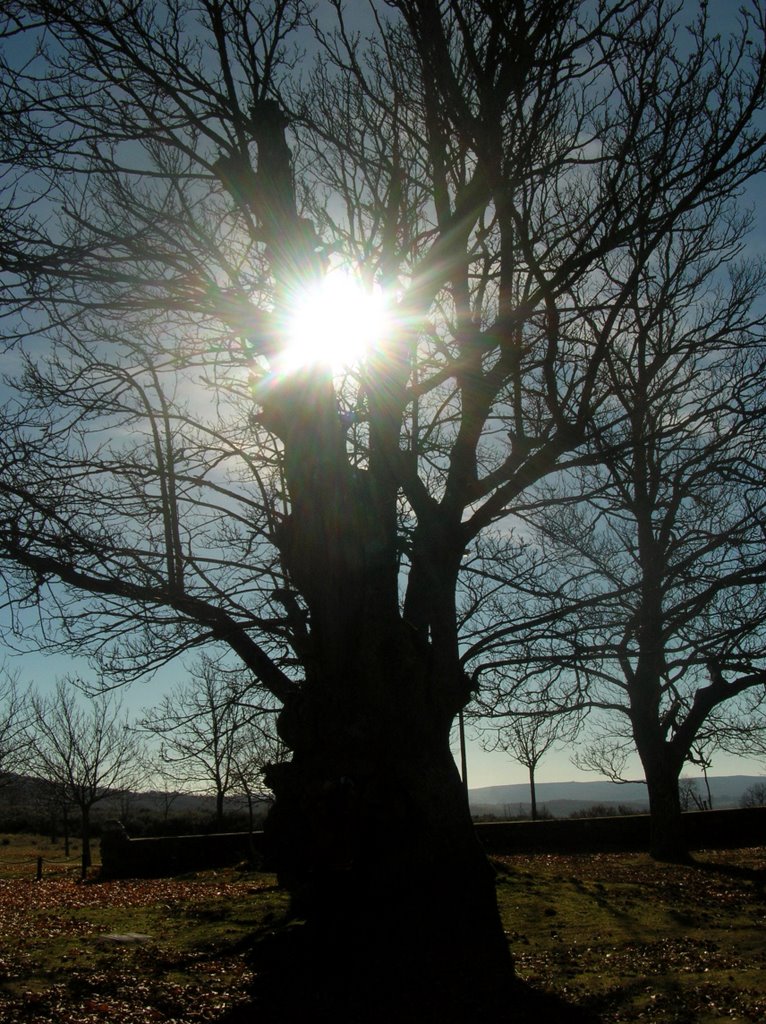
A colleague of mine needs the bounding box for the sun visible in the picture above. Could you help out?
[280,268,389,373]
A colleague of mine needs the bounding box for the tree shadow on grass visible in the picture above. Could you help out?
[218,921,598,1024]
[693,859,765,881]
[688,853,766,895]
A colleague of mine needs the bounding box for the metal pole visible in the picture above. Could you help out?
[458,709,468,794]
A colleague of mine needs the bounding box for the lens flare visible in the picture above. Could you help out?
[281,269,388,373]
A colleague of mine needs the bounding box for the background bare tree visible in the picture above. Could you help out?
[469,183,766,859]
[0,666,27,783]
[25,680,142,877]
[140,655,278,830]
[678,776,711,813]
[1,1,766,1011]
[481,710,573,821]
[230,715,286,831]
[740,781,766,808]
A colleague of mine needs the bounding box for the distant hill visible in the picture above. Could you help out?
[2,771,762,831]
[468,775,765,817]
[0,774,272,835]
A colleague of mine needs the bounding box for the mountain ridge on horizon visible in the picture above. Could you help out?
[468,774,764,812]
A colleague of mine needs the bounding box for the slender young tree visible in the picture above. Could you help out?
[230,715,286,831]
[25,681,140,877]
[140,655,276,829]
[1,0,766,1011]
[0,667,26,783]
[482,712,568,820]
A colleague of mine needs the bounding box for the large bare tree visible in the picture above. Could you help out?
[1,0,766,1014]
[470,185,766,861]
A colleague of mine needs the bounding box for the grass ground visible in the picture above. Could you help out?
[0,834,285,1023]
[0,834,763,1022]
[493,848,766,1022]
[0,834,100,879]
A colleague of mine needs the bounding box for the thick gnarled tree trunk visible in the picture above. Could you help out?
[633,711,689,862]
[643,759,689,863]
[222,98,514,1018]
[264,656,512,1017]
[259,375,512,1013]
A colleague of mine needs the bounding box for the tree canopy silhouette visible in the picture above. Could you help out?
[2,0,766,1016]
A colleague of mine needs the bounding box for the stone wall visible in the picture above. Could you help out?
[475,806,766,855]
[100,821,267,878]
[100,806,764,878]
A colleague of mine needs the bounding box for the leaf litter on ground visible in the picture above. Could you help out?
[0,846,763,1022]
[493,847,766,1022]
[0,869,280,1023]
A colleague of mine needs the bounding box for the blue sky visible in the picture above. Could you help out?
[4,643,762,789]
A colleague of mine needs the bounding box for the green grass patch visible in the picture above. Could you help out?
[0,841,287,1022]
[0,837,762,1021]
[494,848,766,1021]
[0,832,99,879]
